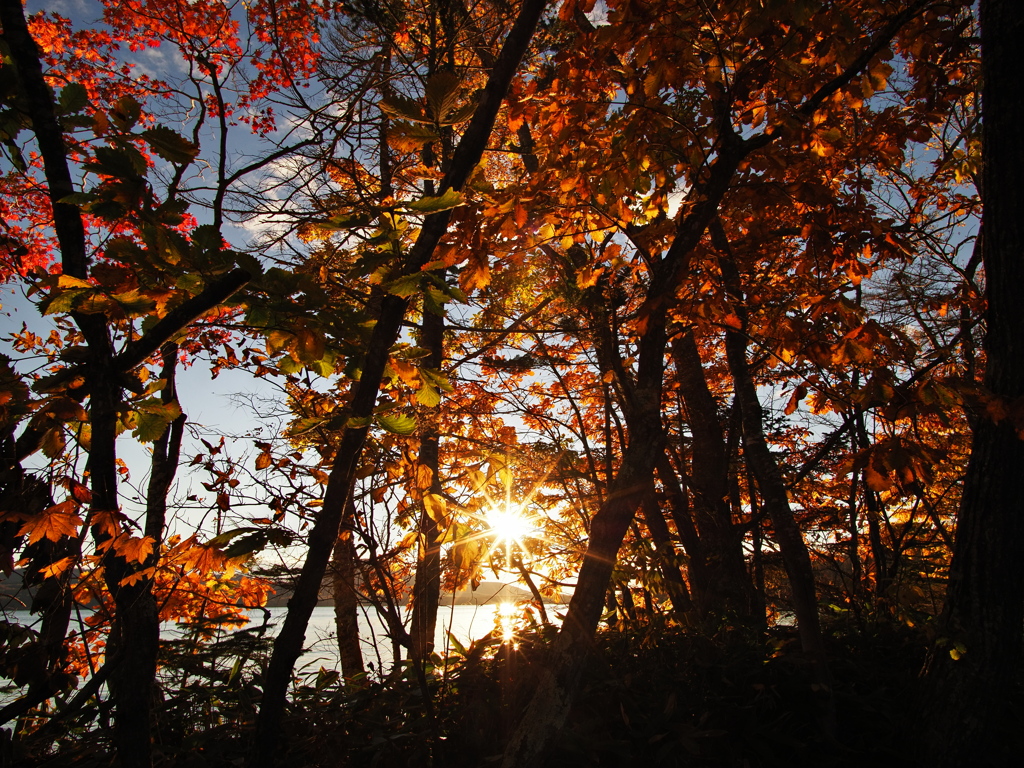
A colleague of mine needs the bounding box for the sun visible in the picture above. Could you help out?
[483,504,536,546]
[482,503,538,569]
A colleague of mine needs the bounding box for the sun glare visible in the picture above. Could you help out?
[496,601,521,647]
[484,504,536,545]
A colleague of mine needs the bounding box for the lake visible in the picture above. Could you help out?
[0,600,553,707]
[285,602,535,675]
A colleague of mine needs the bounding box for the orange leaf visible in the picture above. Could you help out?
[69,479,93,504]
[18,499,83,544]
[117,535,156,564]
[864,461,891,492]
[39,556,76,580]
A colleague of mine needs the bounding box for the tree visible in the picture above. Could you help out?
[920,0,1024,764]
[0,0,992,765]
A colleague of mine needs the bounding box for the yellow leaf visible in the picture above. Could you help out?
[423,493,447,522]
[389,357,421,387]
[57,275,92,289]
[576,266,602,289]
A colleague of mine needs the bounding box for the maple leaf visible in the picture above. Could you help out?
[18,500,83,544]
[116,535,157,565]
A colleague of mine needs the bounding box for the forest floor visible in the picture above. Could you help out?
[14,619,1023,767]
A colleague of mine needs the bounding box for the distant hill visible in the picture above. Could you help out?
[265,580,570,608]
[0,570,34,613]
[2,568,568,612]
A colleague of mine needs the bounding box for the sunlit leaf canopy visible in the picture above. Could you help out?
[0,0,998,765]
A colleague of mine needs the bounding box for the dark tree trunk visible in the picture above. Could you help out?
[248,3,548,763]
[717,243,831,712]
[920,2,1024,764]
[640,488,695,620]
[409,307,445,663]
[500,389,666,768]
[332,497,365,683]
[672,331,756,624]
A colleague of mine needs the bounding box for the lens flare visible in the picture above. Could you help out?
[496,601,520,647]
[484,504,536,546]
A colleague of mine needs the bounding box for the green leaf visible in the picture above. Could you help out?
[405,188,466,213]
[111,96,142,131]
[57,192,98,207]
[278,356,303,374]
[423,285,447,316]
[223,532,270,559]
[154,227,189,265]
[422,367,454,393]
[308,357,335,377]
[376,412,417,436]
[57,83,88,115]
[42,288,90,316]
[388,121,440,147]
[142,126,200,164]
[133,398,183,443]
[383,273,423,298]
[176,273,205,295]
[191,224,223,254]
[286,416,328,437]
[438,100,477,126]
[83,146,143,179]
[446,631,468,658]
[112,289,157,317]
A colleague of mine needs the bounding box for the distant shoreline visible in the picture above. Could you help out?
[265,580,570,608]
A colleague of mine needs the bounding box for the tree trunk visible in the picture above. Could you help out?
[332,497,365,683]
[920,2,1024,764]
[672,331,756,624]
[409,308,445,664]
[639,488,695,620]
[248,4,548,763]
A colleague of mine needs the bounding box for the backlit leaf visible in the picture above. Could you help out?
[143,126,200,164]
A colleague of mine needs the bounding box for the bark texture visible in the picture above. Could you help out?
[920,2,1024,764]
[672,332,756,623]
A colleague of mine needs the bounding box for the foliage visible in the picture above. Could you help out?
[0,0,1000,765]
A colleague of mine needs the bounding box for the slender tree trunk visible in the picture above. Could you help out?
[713,228,832,730]
[672,331,756,624]
[500,409,665,768]
[332,497,365,683]
[248,4,548,763]
[409,308,445,663]
[640,488,695,620]
[920,2,1024,764]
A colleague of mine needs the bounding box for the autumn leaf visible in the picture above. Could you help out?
[405,189,465,213]
[117,535,157,564]
[423,493,447,522]
[18,500,83,544]
[39,556,76,580]
[142,126,200,164]
[376,412,417,436]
